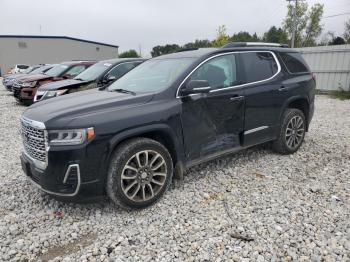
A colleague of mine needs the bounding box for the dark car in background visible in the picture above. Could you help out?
[13,61,95,105]
[34,58,145,102]
[20,43,315,209]
[3,64,55,91]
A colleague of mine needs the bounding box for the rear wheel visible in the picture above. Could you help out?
[272,108,306,154]
[106,138,173,209]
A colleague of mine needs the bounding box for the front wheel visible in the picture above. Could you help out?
[106,138,173,209]
[272,108,306,154]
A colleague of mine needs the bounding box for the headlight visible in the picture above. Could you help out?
[45,89,68,98]
[20,81,37,87]
[48,127,95,146]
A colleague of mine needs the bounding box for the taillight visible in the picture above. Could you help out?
[311,73,316,82]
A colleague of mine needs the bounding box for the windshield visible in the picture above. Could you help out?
[45,64,69,77]
[30,66,50,74]
[75,62,111,81]
[23,67,34,74]
[108,58,195,93]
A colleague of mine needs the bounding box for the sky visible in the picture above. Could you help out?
[0,0,349,57]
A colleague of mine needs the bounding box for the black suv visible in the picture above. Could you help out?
[20,43,315,209]
[34,58,145,102]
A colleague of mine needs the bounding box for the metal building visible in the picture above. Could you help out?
[0,35,119,76]
[296,44,350,92]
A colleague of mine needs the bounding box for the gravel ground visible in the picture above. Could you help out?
[0,83,349,262]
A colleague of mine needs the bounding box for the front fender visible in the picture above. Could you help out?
[98,123,184,185]
[108,123,181,154]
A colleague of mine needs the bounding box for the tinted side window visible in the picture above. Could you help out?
[241,52,278,83]
[280,52,309,73]
[188,54,238,90]
[108,63,137,79]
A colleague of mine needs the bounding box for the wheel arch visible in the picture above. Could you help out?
[106,124,183,170]
[281,96,310,131]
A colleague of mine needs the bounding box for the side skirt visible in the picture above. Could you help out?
[184,138,275,170]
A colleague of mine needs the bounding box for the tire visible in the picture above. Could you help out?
[106,138,173,209]
[272,108,306,154]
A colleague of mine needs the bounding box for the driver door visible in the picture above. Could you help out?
[179,53,245,162]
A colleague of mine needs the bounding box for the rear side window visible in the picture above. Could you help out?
[18,65,29,69]
[240,52,278,83]
[279,52,309,74]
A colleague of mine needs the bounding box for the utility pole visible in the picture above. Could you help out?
[287,0,298,48]
[138,44,142,57]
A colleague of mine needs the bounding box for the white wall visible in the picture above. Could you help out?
[0,37,119,75]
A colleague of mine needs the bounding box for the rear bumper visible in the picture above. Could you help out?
[307,100,315,130]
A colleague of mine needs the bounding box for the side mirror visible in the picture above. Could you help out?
[62,74,71,79]
[181,80,211,96]
[103,75,116,84]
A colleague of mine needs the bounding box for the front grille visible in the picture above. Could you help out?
[21,120,47,163]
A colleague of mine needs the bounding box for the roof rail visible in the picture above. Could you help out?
[222,42,289,48]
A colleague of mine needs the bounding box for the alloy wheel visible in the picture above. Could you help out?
[285,115,305,150]
[121,150,167,202]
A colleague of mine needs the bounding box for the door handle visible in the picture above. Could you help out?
[278,85,288,91]
[230,95,244,101]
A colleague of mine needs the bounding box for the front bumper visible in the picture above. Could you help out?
[21,148,105,201]
[13,85,37,104]
[3,82,13,91]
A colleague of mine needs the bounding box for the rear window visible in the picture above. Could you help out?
[241,52,278,83]
[279,52,309,74]
[17,65,29,69]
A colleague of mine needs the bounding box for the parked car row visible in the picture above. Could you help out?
[3,58,145,105]
[19,43,316,209]
[9,64,31,74]
[3,64,55,91]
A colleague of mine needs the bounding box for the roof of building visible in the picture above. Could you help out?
[0,35,119,48]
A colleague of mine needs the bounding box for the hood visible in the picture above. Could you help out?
[5,74,26,80]
[19,74,52,83]
[39,79,88,91]
[23,89,154,127]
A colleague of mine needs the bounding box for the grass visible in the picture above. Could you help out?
[329,89,350,100]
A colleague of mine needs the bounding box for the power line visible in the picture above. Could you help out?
[323,12,350,19]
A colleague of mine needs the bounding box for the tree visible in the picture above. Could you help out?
[344,19,350,44]
[151,44,181,57]
[183,39,212,49]
[329,36,346,45]
[119,49,140,58]
[283,1,308,47]
[211,25,230,47]
[283,2,324,47]
[229,31,260,42]
[303,3,324,47]
[263,26,288,44]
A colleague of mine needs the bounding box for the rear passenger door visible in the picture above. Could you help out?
[240,51,287,146]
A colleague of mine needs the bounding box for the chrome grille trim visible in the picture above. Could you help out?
[21,117,48,169]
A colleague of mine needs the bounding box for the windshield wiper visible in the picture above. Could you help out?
[74,78,84,81]
[110,89,136,96]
